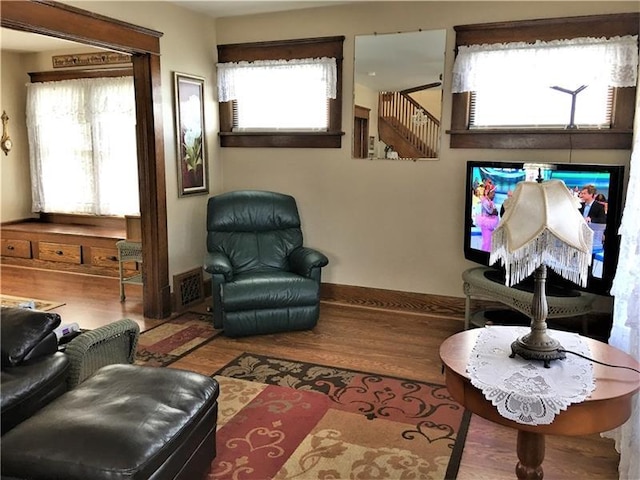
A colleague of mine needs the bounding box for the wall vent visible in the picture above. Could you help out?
[172,267,204,312]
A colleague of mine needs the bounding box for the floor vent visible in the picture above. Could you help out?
[173,268,204,312]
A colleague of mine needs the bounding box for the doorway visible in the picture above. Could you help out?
[1,1,171,318]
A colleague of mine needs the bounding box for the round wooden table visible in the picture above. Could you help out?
[440,328,640,480]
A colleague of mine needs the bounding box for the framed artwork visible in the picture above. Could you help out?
[173,72,208,196]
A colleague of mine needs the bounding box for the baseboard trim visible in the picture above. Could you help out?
[320,283,470,319]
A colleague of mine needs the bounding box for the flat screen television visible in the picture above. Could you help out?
[464,160,625,296]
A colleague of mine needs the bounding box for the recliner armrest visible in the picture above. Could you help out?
[289,247,329,277]
[204,251,234,281]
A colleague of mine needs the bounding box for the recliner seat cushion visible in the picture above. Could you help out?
[1,364,219,480]
[222,272,319,312]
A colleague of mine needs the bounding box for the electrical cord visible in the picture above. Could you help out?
[558,349,640,374]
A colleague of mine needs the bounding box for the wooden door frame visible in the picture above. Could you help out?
[1,0,171,318]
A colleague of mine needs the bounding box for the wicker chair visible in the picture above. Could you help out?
[64,318,140,388]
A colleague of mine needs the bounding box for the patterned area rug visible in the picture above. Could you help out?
[135,311,220,367]
[0,294,65,311]
[209,353,470,480]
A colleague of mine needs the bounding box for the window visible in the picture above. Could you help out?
[217,36,345,148]
[449,13,639,149]
[470,85,613,129]
[26,75,139,216]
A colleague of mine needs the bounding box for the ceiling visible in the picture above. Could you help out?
[0,1,444,92]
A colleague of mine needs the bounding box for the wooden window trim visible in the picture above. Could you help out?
[448,13,639,150]
[29,68,133,83]
[217,36,345,148]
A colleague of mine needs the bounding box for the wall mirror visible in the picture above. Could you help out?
[353,29,446,160]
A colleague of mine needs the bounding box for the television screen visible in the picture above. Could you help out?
[464,160,625,295]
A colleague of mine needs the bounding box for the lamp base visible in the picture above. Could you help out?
[510,333,566,368]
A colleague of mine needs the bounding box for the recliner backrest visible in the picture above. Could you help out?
[207,190,303,274]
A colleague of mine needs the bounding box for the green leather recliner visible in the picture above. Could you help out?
[204,190,329,337]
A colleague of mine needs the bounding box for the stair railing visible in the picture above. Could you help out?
[379,92,440,157]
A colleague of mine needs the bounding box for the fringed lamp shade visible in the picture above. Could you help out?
[490,180,594,287]
[489,179,594,367]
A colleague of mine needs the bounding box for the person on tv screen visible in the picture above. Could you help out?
[579,185,606,224]
[579,184,607,253]
[476,184,499,251]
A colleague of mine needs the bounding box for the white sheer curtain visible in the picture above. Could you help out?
[216,57,337,130]
[452,35,638,93]
[26,77,139,216]
[601,64,640,480]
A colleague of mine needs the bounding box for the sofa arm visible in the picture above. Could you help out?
[289,247,329,277]
[64,319,140,389]
[204,251,234,281]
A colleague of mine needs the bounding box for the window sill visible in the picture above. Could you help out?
[447,129,633,150]
[219,131,344,148]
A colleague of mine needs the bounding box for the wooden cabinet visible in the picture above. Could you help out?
[1,219,127,278]
[39,242,82,264]
[90,247,120,268]
[1,239,32,259]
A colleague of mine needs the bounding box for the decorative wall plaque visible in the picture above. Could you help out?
[52,52,131,68]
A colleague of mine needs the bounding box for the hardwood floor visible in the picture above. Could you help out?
[0,264,620,479]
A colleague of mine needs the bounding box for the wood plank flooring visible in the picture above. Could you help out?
[0,264,620,479]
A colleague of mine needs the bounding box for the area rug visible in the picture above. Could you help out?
[0,294,65,311]
[209,353,470,480]
[134,311,220,367]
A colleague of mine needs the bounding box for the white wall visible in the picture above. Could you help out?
[3,1,637,301]
[0,51,33,222]
[214,1,636,298]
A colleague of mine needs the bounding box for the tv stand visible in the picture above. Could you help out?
[462,267,597,331]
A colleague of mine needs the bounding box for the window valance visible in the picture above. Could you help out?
[452,35,639,93]
[216,57,337,102]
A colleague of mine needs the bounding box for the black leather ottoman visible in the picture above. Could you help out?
[1,364,219,480]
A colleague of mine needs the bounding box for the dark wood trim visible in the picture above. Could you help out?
[2,0,170,319]
[133,54,172,318]
[219,131,344,148]
[448,129,633,149]
[217,36,345,148]
[29,67,133,83]
[217,36,345,63]
[449,12,639,150]
[454,13,640,47]
[38,213,125,229]
[1,0,162,55]
[320,282,469,319]
[354,105,370,120]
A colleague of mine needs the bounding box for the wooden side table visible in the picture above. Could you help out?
[440,328,639,480]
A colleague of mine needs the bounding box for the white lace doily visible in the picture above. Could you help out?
[467,326,595,426]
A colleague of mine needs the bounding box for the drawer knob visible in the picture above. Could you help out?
[109,255,118,261]
[7,245,14,250]
[55,250,64,255]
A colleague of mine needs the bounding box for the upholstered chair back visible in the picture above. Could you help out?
[207,190,303,275]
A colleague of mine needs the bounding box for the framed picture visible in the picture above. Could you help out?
[173,72,208,196]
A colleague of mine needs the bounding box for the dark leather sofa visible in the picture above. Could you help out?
[204,190,329,337]
[1,307,70,434]
[1,307,219,480]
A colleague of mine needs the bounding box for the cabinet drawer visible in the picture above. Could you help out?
[91,247,120,268]
[39,242,81,264]
[1,239,32,259]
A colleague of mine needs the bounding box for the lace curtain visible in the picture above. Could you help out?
[452,35,638,93]
[26,77,139,216]
[216,57,337,102]
[601,64,640,480]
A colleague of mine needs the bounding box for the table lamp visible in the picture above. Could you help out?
[490,174,594,367]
